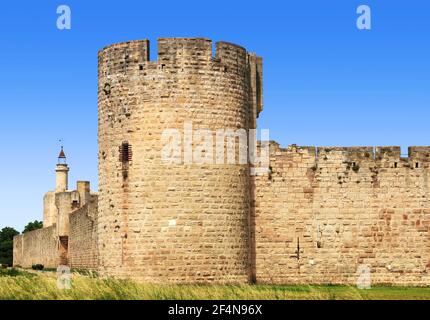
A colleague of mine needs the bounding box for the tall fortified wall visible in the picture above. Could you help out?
[13,226,57,268]
[68,196,98,270]
[98,38,263,283]
[252,143,430,285]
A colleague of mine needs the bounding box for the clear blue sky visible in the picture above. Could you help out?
[0,1,429,231]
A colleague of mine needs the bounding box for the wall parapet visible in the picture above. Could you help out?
[98,38,263,77]
[265,142,430,169]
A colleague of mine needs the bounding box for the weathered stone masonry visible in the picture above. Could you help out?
[69,198,98,270]
[98,38,262,283]
[252,144,430,285]
[13,226,57,268]
[13,38,430,286]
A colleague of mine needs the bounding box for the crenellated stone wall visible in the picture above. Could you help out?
[252,143,430,286]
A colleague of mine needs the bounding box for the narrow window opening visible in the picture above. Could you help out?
[394,162,398,168]
[71,200,79,209]
[119,142,132,182]
[119,142,132,163]
[415,162,419,168]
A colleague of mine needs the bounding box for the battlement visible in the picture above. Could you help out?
[266,142,430,167]
[317,147,375,162]
[215,41,248,72]
[268,141,317,157]
[157,37,212,66]
[98,37,264,129]
[408,146,430,161]
[98,38,261,77]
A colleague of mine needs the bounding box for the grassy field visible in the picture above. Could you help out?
[0,268,429,300]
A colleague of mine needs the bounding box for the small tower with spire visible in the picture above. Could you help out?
[55,146,69,192]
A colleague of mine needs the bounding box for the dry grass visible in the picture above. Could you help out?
[0,269,429,300]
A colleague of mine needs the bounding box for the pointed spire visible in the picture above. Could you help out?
[58,144,67,165]
[58,146,66,159]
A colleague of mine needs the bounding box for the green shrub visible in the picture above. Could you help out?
[0,268,33,277]
[31,264,44,271]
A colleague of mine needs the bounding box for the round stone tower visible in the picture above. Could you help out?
[97,38,263,283]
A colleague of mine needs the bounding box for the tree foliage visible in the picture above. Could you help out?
[23,220,43,233]
[0,227,19,266]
